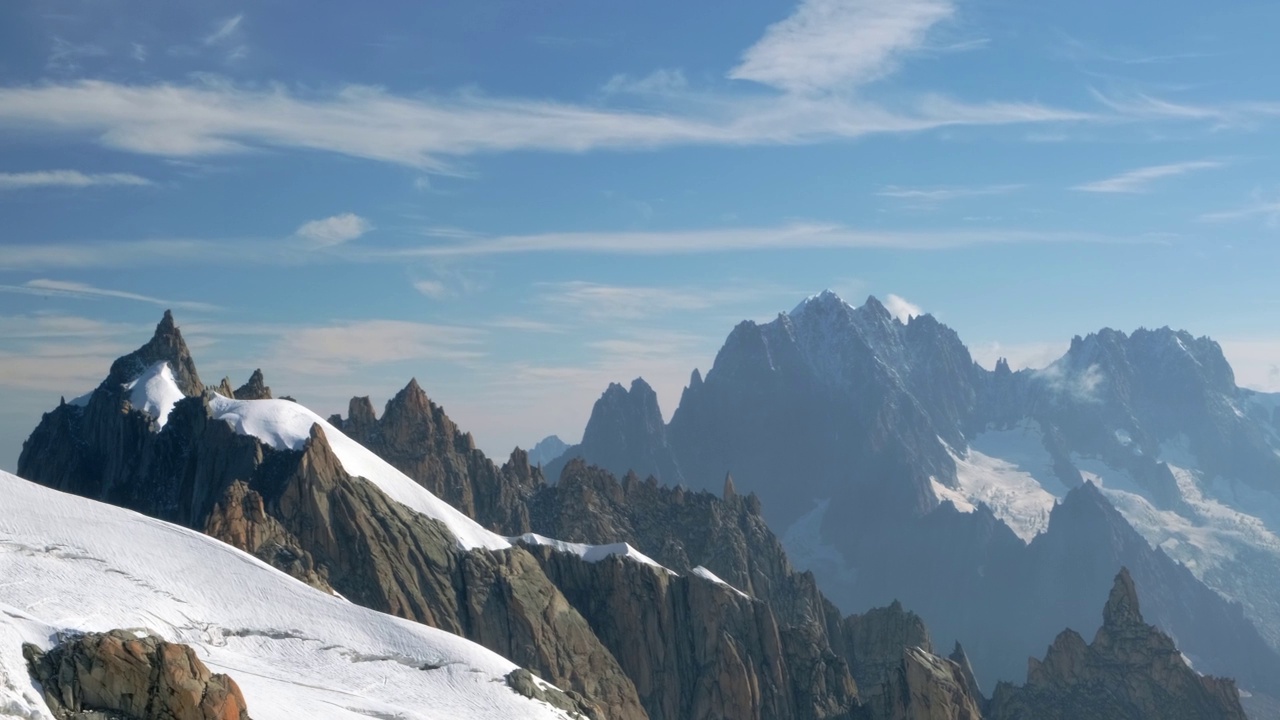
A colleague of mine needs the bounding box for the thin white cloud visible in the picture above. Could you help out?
[877,184,1022,202]
[401,223,1117,257]
[295,213,373,247]
[883,294,923,322]
[1073,160,1224,193]
[540,282,747,321]
[1201,195,1280,226]
[0,239,295,271]
[205,14,244,46]
[47,37,107,74]
[729,0,954,94]
[0,279,219,312]
[969,340,1069,371]
[0,170,151,190]
[413,279,449,298]
[262,320,486,376]
[1090,90,1280,127]
[485,317,566,334]
[0,80,1092,171]
[602,69,689,96]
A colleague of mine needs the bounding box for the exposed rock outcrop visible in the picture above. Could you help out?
[329,380,538,533]
[988,569,1248,720]
[23,630,250,720]
[879,647,983,720]
[233,369,272,400]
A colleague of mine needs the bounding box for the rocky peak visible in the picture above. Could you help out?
[234,369,272,400]
[723,472,737,500]
[1103,566,1143,628]
[348,395,378,427]
[788,288,849,317]
[568,376,683,484]
[386,377,433,419]
[103,310,204,396]
[859,294,893,322]
[989,567,1248,720]
[527,435,570,467]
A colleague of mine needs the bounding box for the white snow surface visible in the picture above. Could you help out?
[509,533,674,574]
[1074,443,1280,649]
[935,422,1064,542]
[781,499,858,609]
[124,362,186,429]
[690,567,751,599]
[0,471,574,720]
[208,393,512,552]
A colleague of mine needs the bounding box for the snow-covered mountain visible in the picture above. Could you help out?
[0,470,576,720]
[9,308,1266,720]
[557,291,1280,714]
[13,311,963,720]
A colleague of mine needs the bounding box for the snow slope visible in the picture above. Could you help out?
[510,533,674,573]
[208,393,510,552]
[124,362,185,430]
[934,422,1064,542]
[691,567,751,599]
[0,471,574,720]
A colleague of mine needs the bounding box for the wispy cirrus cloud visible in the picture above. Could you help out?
[0,279,219,312]
[729,0,954,94]
[296,213,373,247]
[1073,160,1224,193]
[203,14,248,62]
[0,170,151,190]
[261,320,486,376]
[536,281,793,321]
[877,183,1022,202]
[1201,194,1280,226]
[1090,90,1280,127]
[0,239,293,271]
[204,14,244,46]
[400,223,1118,257]
[0,80,1093,172]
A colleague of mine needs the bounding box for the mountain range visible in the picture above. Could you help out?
[549,290,1280,716]
[0,305,1266,719]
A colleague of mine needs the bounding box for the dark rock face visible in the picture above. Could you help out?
[988,569,1248,720]
[24,630,251,720]
[547,378,684,486]
[526,461,987,720]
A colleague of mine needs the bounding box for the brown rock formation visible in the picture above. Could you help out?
[233,369,272,400]
[330,380,538,532]
[23,630,250,720]
[988,568,1248,720]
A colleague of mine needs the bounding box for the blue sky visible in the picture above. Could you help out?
[2,0,1279,469]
